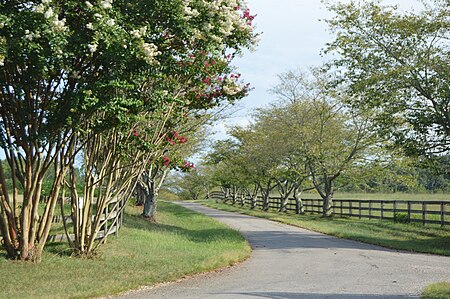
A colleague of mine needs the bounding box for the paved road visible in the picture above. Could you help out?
[117,202,450,299]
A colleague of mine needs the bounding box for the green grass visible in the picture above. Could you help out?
[202,200,450,256]
[0,201,251,299]
[422,282,450,299]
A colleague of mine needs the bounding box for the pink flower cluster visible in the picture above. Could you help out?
[166,131,187,145]
[180,160,195,172]
[162,156,171,166]
[242,8,256,26]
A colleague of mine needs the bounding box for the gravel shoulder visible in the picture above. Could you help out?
[116,202,450,299]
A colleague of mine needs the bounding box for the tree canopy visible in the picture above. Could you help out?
[323,0,450,157]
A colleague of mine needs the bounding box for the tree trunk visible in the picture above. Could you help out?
[293,187,304,214]
[279,194,288,212]
[143,191,157,222]
[262,191,270,211]
[231,186,237,205]
[221,187,230,203]
[322,181,333,217]
[141,166,168,223]
[135,183,145,206]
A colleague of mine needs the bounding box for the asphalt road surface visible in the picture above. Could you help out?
[116,202,450,299]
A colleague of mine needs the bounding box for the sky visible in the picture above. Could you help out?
[212,0,423,139]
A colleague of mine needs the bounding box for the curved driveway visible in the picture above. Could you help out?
[118,202,450,299]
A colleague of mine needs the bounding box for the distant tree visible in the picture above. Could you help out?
[266,69,376,216]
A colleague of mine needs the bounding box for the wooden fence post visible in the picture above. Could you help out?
[369,201,372,219]
[104,203,109,240]
[349,201,353,217]
[407,201,411,223]
[358,201,362,219]
[422,202,426,225]
[441,203,445,227]
[381,201,384,220]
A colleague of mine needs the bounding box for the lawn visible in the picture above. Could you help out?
[422,282,450,299]
[0,201,251,299]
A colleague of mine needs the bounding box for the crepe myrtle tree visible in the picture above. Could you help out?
[137,128,195,222]
[0,0,257,261]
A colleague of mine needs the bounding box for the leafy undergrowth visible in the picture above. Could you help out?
[422,282,450,299]
[0,201,251,299]
[202,200,450,256]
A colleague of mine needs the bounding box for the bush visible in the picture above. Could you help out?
[394,212,409,223]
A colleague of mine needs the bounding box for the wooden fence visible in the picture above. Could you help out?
[210,191,450,227]
[47,196,126,242]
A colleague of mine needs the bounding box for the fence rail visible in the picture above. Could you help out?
[210,191,450,227]
[0,197,126,244]
[47,196,125,242]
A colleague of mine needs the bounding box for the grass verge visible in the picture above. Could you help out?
[422,282,450,299]
[0,201,251,299]
[202,200,450,256]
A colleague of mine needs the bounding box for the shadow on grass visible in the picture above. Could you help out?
[0,249,8,259]
[44,242,75,257]
[124,208,244,244]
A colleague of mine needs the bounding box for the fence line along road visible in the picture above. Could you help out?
[210,191,450,227]
[46,196,126,242]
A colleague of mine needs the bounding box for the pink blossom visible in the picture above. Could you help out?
[163,156,171,166]
[166,137,176,145]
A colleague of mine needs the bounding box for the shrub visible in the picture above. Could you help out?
[394,212,409,223]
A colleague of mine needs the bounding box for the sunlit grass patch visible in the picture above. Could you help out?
[422,282,450,299]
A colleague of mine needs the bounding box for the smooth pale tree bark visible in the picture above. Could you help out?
[231,186,238,205]
[0,133,75,261]
[310,169,336,217]
[258,180,277,211]
[276,179,296,213]
[293,185,304,214]
[141,165,170,222]
[246,184,260,209]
